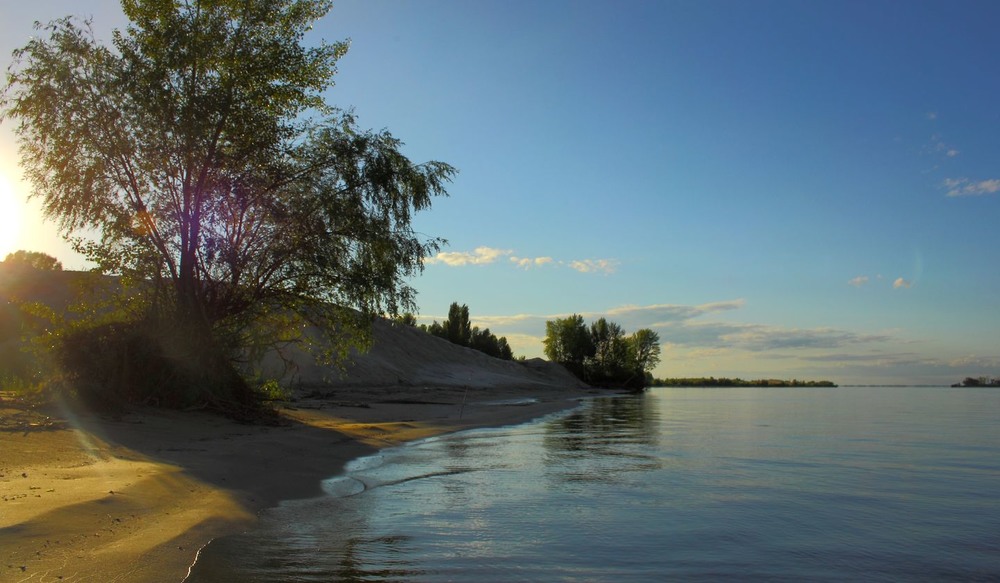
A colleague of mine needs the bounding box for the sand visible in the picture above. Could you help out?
[0,316,604,582]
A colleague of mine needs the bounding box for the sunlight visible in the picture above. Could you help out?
[0,172,23,259]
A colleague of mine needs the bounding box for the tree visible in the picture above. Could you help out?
[1,1,454,412]
[394,312,418,327]
[424,301,514,360]
[445,302,472,347]
[543,315,661,390]
[1,250,63,271]
[627,328,661,384]
[543,315,594,378]
[588,317,628,382]
[469,326,514,360]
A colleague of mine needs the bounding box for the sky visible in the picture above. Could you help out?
[2,0,1000,385]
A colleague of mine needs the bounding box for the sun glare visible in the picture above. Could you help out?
[0,173,23,260]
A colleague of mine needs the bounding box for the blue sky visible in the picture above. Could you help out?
[2,1,1000,384]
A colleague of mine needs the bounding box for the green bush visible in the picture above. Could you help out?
[56,321,259,417]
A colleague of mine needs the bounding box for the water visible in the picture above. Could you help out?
[187,387,1000,581]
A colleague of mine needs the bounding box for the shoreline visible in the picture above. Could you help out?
[1,384,603,582]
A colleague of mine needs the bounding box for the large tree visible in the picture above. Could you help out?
[1,250,63,272]
[1,0,454,409]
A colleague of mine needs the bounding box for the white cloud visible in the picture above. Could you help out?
[568,258,619,274]
[439,300,746,340]
[426,246,618,275]
[510,256,554,269]
[943,177,1000,197]
[719,327,892,352]
[925,112,938,120]
[946,149,960,157]
[893,277,912,289]
[848,275,869,287]
[425,246,512,266]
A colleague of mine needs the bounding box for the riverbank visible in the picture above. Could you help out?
[1,383,601,582]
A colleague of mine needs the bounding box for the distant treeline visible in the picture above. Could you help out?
[952,376,1000,387]
[651,377,837,388]
[397,302,514,361]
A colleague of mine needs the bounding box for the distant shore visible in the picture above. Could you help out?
[651,377,837,387]
[1,383,602,582]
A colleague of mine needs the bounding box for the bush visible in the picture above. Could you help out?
[56,320,261,418]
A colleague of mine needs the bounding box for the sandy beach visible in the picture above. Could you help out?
[0,312,604,582]
[1,382,599,582]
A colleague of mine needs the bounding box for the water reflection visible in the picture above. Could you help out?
[188,488,425,582]
[543,394,663,490]
[187,388,1000,582]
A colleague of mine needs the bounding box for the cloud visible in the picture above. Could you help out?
[429,300,747,342]
[426,246,617,275]
[925,112,937,120]
[568,259,619,274]
[603,300,745,328]
[797,352,931,369]
[718,327,892,352]
[510,256,554,270]
[926,133,959,156]
[943,177,1000,197]
[893,277,912,289]
[947,354,1000,369]
[848,275,869,287]
[425,246,511,266]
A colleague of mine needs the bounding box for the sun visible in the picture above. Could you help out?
[0,172,23,260]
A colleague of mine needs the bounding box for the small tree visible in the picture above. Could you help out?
[394,312,418,327]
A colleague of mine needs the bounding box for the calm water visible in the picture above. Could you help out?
[187,387,1000,581]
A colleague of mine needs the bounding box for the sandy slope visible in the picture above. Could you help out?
[287,317,585,391]
[0,310,600,583]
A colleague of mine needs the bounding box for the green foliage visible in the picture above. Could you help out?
[256,378,291,402]
[629,328,661,375]
[543,315,595,379]
[0,372,45,396]
[394,312,418,326]
[587,317,628,384]
[543,315,661,390]
[445,303,472,346]
[424,302,514,360]
[57,321,237,410]
[0,269,118,400]
[470,326,513,360]
[1,1,453,414]
[1,250,63,272]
